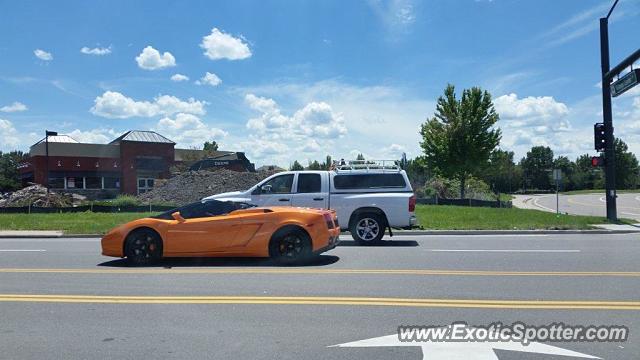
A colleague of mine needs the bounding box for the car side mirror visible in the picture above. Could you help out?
[261,184,272,194]
[171,211,186,222]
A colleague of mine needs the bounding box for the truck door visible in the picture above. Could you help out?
[249,173,295,206]
[291,172,328,209]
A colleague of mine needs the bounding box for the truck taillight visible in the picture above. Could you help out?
[323,213,334,229]
[409,195,416,212]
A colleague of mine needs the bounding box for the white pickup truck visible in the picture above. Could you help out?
[203,168,417,244]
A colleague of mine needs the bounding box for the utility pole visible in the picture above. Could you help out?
[599,15,617,221]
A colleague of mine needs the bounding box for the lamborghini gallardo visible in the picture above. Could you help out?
[101,199,340,265]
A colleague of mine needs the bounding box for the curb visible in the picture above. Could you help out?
[1,229,638,239]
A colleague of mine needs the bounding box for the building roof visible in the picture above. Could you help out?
[33,135,79,146]
[110,130,175,144]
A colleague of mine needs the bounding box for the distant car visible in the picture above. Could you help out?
[101,199,340,265]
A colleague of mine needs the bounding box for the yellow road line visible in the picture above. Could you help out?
[0,294,638,310]
[0,268,639,277]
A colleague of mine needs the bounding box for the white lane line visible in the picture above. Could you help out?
[0,249,46,252]
[428,249,580,253]
[391,234,550,238]
[532,195,556,213]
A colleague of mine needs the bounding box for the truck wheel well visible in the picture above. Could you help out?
[348,207,389,229]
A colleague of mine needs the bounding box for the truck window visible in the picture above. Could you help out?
[297,174,322,193]
[333,174,406,189]
[260,174,294,194]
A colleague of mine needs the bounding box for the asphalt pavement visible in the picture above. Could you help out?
[0,233,638,359]
[513,192,640,221]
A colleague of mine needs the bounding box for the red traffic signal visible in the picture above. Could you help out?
[591,156,605,167]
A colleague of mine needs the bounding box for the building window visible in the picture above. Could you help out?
[85,177,102,189]
[48,178,64,189]
[104,177,120,189]
[137,177,155,194]
[66,177,84,189]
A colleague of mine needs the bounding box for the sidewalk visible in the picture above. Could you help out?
[0,230,64,238]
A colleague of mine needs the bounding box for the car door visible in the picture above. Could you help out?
[250,173,295,206]
[291,172,328,209]
[165,202,242,254]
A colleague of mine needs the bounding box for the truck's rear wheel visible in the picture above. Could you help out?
[350,213,385,245]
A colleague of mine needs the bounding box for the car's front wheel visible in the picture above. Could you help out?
[269,228,312,265]
[124,228,163,266]
[350,213,385,245]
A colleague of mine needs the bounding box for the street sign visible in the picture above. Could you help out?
[552,169,562,181]
[611,68,640,97]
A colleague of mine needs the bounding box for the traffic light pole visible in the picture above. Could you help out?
[599,17,617,222]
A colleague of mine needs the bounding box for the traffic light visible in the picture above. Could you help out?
[591,156,605,167]
[594,123,606,151]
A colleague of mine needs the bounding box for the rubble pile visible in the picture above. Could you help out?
[137,169,277,205]
[0,185,75,207]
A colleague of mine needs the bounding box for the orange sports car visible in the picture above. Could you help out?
[101,199,341,265]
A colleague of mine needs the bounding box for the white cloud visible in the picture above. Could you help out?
[34,49,53,61]
[0,119,19,149]
[156,113,227,147]
[0,102,28,113]
[67,129,115,143]
[170,73,189,82]
[135,46,176,70]
[200,28,252,60]
[234,79,433,166]
[494,93,582,158]
[80,46,112,56]
[195,72,222,87]
[368,0,416,37]
[244,93,346,139]
[90,91,206,119]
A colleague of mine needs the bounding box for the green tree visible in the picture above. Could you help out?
[482,149,516,195]
[420,84,501,198]
[0,151,27,192]
[405,156,430,191]
[307,160,322,170]
[614,138,639,189]
[572,154,603,190]
[520,146,554,190]
[553,156,576,191]
[289,160,304,171]
[203,141,219,155]
[322,155,333,170]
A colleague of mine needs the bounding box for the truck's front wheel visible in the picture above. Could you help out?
[350,213,385,245]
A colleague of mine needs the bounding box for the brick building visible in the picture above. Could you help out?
[19,130,254,197]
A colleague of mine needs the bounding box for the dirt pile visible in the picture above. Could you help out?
[0,185,75,207]
[137,169,277,205]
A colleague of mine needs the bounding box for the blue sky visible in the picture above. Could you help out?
[1,0,639,167]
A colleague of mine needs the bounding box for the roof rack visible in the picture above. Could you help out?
[331,159,401,172]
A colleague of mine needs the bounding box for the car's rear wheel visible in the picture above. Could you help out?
[124,228,163,266]
[350,213,385,245]
[269,228,312,265]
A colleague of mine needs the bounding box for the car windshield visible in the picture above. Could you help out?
[153,200,255,220]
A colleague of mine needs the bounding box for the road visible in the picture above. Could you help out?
[0,234,639,359]
[513,192,640,221]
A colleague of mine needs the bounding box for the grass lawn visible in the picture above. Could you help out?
[415,204,620,230]
[0,212,155,235]
[0,205,627,234]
